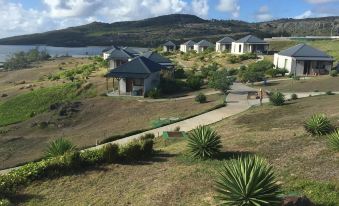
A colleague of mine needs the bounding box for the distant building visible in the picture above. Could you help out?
[142,51,174,69]
[163,41,176,52]
[106,56,162,96]
[231,35,269,54]
[215,36,234,53]
[106,48,135,70]
[180,40,196,53]
[274,44,334,76]
[194,40,214,53]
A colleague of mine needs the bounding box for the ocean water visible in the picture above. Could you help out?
[0,45,108,62]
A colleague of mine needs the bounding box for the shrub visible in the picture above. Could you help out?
[195,93,207,103]
[329,70,338,77]
[187,125,222,159]
[119,140,143,161]
[291,93,298,100]
[140,133,155,141]
[228,55,240,64]
[277,68,289,76]
[239,53,257,61]
[102,143,119,163]
[140,139,154,156]
[326,91,335,95]
[174,68,186,79]
[215,155,282,206]
[80,149,104,165]
[208,70,235,94]
[304,114,334,136]
[0,199,11,206]
[45,138,77,158]
[269,92,285,106]
[266,68,280,78]
[327,130,339,151]
[201,63,219,78]
[159,78,185,94]
[186,75,203,90]
[146,88,161,99]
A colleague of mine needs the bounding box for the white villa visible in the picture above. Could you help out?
[106,48,135,70]
[194,40,214,53]
[180,40,196,53]
[215,36,235,53]
[231,35,269,54]
[274,44,334,76]
[106,56,162,96]
[163,41,176,52]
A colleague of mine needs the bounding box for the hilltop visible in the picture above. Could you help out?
[0,14,338,47]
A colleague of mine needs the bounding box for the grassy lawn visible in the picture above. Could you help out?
[252,76,339,92]
[16,95,339,206]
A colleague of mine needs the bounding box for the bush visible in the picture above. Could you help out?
[329,70,338,77]
[269,92,285,106]
[159,78,185,94]
[146,88,161,99]
[140,133,155,141]
[327,130,339,151]
[304,114,334,136]
[174,68,186,79]
[80,149,104,165]
[186,75,203,90]
[239,53,257,61]
[0,199,11,206]
[266,68,280,78]
[140,139,154,156]
[119,140,143,161]
[238,61,274,83]
[228,55,240,64]
[45,138,77,158]
[187,125,222,159]
[215,155,282,205]
[102,143,119,163]
[208,70,235,94]
[195,93,207,103]
[201,63,219,78]
[277,68,289,76]
[326,91,335,95]
[291,93,298,100]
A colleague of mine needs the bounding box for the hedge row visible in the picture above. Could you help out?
[0,136,154,199]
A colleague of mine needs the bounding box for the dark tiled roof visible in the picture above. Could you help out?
[217,36,235,44]
[106,56,162,78]
[236,35,267,43]
[142,51,172,64]
[195,40,213,47]
[107,48,135,60]
[122,47,151,55]
[278,44,333,59]
[181,40,196,46]
[102,45,119,53]
[163,41,176,46]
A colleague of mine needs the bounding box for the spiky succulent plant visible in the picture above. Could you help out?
[304,113,334,136]
[328,130,339,151]
[45,138,77,158]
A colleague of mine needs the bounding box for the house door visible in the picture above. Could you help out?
[304,61,311,75]
[126,79,133,92]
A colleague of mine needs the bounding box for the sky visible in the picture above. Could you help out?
[0,0,338,38]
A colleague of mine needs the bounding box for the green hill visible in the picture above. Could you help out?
[0,14,338,47]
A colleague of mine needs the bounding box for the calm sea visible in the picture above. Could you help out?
[0,45,108,63]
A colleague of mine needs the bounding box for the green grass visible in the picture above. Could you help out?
[0,82,94,126]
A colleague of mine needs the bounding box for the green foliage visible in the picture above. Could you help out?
[238,61,273,83]
[0,82,92,126]
[146,88,161,99]
[304,114,334,136]
[228,55,240,64]
[186,75,203,90]
[195,93,207,103]
[80,149,104,165]
[174,68,186,79]
[0,199,12,206]
[269,92,285,106]
[215,155,282,206]
[239,53,257,61]
[187,125,222,159]
[329,70,338,77]
[3,48,50,70]
[45,138,77,158]
[291,93,298,100]
[119,140,143,161]
[201,63,219,78]
[159,78,185,94]
[101,143,119,163]
[208,69,235,94]
[140,133,155,141]
[286,179,339,206]
[53,63,98,81]
[266,68,280,78]
[327,130,339,151]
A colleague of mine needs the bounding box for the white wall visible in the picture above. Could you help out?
[274,54,293,72]
[231,42,244,54]
[119,78,126,93]
[103,52,110,60]
[180,45,187,53]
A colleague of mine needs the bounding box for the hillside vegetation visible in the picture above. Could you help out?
[0,14,338,47]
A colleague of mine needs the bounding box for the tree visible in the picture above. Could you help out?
[186,75,203,90]
[208,70,235,95]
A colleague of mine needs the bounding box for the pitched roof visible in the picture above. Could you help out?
[122,47,150,55]
[278,44,333,59]
[217,36,235,44]
[107,48,135,60]
[102,45,119,53]
[106,56,162,78]
[163,41,176,46]
[195,40,213,47]
[142,51,172,64]
[236,35,267,44]
[181,40,196,46]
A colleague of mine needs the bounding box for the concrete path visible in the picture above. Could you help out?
[0,83,256,174]
[138,90,221,102]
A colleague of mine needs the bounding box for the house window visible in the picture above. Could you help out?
[133,79,144,86]
[239,45,242,53]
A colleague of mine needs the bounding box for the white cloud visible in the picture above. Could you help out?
[191,0,209,17]
[216,0,240,18]
[294,10,313,19]
[305,0,339,4]
[255,5,273,21]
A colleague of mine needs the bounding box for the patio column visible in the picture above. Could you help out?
[117,78,120,95]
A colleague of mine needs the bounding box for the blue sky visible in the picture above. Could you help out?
[0,0,338,38]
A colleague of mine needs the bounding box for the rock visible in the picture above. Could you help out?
[1,93,8,97]
[16,80,26,85]
[283,196,315,206]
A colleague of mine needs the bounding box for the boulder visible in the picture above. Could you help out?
[283,196,315,206]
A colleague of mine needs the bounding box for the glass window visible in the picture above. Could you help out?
[133,79,144,86]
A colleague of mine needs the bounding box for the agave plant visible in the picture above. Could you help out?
[187,125,222,159]
[328,130,339,151]
[215,155,282,206]
[269,91,285,106]
[304,114,334,136]
[45,138,77,158]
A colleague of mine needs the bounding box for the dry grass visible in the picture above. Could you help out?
[17,95,339,206]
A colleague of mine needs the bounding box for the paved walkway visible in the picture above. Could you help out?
[138,90,221,102]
